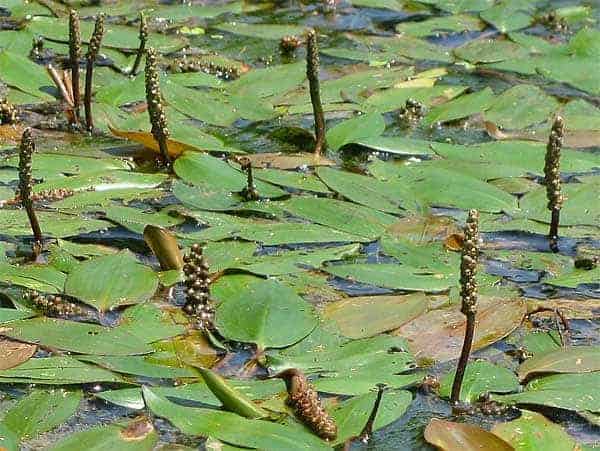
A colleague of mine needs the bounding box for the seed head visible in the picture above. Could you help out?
[460,209,479,316]
[544,116,564,212]
[18,128,35,206]
[275,369,337,441]
[0,98,18,125]
[69,9,81,65]
[182,244,215,330]
[87,13,105,61]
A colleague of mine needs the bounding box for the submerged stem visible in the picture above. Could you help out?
[306,29,326,156]
[84,14,105,131]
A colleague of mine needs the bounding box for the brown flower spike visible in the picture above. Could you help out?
[450,209,479,406]
[85,13,105,131]
[130,12,148,76]
[68,9,82,123]
[306,29,326,156]
[18,128,43,257]
[275,369,337,441]
[145,47,172,168]
[182,244,215,330]
[544,116,564,253]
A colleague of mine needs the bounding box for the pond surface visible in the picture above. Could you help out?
[0,0,599,450]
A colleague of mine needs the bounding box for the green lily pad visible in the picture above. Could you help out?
[492,410,581,451]
[214,23,305,40]
[484,84,559,130]
[0,356,123,384]
[0,263,66,293]
[50,419,158,451]
[1,389,81,443]
[323,293,429,339]
[439,361,520,403]
[517,346,600,381]
[316,167,406,214]
[324,262,456,292]
[330,390,413,445]
[213,274,317,350]
[326,113,386,151]
[64,251,158,311]
[423,87,495,126]
[0,317,153,355]
[396,14,484,36]
[143,387,331,451]
[0,50,53,100]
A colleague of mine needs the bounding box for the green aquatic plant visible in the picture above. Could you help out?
[145,47,172,168]
[68,9,82,124]
[84,13,105,131]
[544,116,565,253]
[275,368,338,441]
[130,12,147,77]
[451,209,479,406]
[182,244,215,330]
[239,157,259,201]
[18,128,43,258]
[306,29,326,156]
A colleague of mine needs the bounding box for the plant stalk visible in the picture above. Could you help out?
[450,209,479,406]
[130,12,148,76]
[19,129,43,257]
[544,116,564,253]
[68,9,82,124]
[306,29,326,156]
[84,14,105,131]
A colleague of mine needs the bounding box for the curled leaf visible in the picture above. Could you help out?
[143,225,183,271]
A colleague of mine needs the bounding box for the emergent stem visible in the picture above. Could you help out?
[549,208,560,253]
[69,9,81,124]
[451,312,475,404]
[85,14,105,131]
[130,12,148,76]
[306,29,325,156]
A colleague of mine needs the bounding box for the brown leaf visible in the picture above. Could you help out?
[120,417,155,441]
[109,125,195,158]
[386,215,461,242]
[444,233,463,251]
[323,293,429,339]
[395,296,525,363]
[143,225,183,271]
[0,124,26,145]
[242,152,335,169]
[0,338,37,370]
[484,121,600,148]
[527,298,600,319]
[424,418,513,451]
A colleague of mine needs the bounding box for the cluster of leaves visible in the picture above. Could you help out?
[0,0,599,449]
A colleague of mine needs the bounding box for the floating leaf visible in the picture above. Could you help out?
[424,418,513,451]
[0,338,36,370]
[439,361,520,403]
[50,418,158,451]
[0,356,122,384]
[326,113,385,151]
[213,274,317,350]
[493,372,600,415]
[396,297,526,362]
[65,251,159,311]
[492,410,581,451]
[0,317,153,355]
[0,50,53,100]
[423,87,495,126]
[143,387,331,451]
[324,263,456,292]
[1,389,81,443]
[517,346,600,381]
[199,368,269,419]
[330,390,413,444]
[323,293,428,339]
